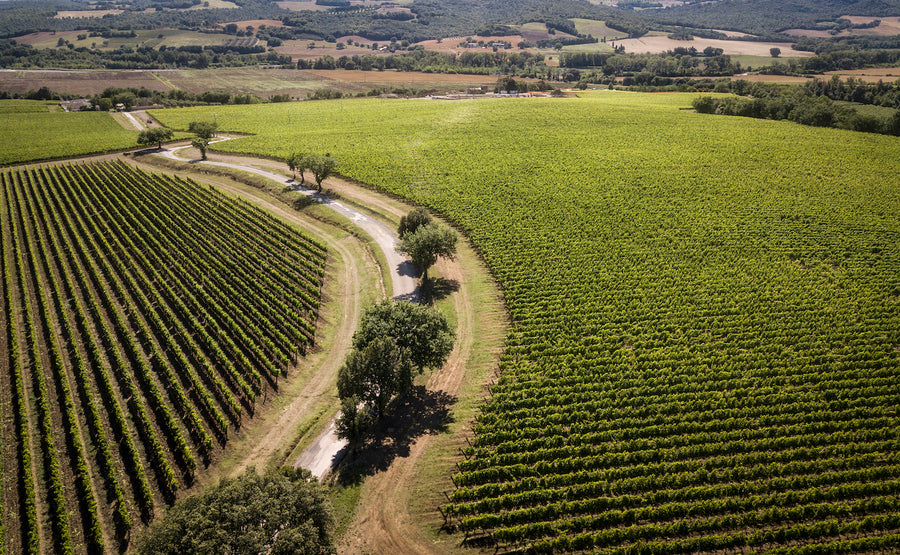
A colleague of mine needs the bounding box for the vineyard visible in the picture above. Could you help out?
[0,102,139,165]
[154,93,900,553]
[0,161,326,553]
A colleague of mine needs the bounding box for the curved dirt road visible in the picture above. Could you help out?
[147,143,505,554]
[159,142,418,478]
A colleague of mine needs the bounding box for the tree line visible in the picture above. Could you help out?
[693,92,900,136]
[337,208,458,446]
[0,39,292,70]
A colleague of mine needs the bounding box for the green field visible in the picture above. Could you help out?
[156,92,897,552]
[0,108,139,164]
[0,161,326,552]
[0,99,59,113]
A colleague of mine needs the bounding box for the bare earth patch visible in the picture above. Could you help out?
[0,69,170,96]
[54,9,123,18]
[825,67,900,82]
[303,69,500,87]
[613,35,815,58]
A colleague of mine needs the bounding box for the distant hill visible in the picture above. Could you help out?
[646,0,900,36]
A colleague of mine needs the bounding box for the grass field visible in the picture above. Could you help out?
[0,109,139,164]
[153,92,900,552]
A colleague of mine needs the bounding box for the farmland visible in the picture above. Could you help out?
[0,161,326,552]
[0,108,139,164]
[154,92,900,552]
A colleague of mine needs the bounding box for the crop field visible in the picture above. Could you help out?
[153,92,900,552]
[0,161,326,553]
[0,100,58,113]
[0,110,139,164]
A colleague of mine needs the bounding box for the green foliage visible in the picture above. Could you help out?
[307,154,337,192]
[398,222,457,280]
[352,300,455,376]
[398,207,433,238]
[154,94,900,552]
[137,127,174,149]
[287,151,309,183]
[188,120,217,139]
[188,120,217,159]
[337,336,406,421]
[135,467,335,555]
[649,0,900,37]
[337,300,454,440]
[0,111,138,164]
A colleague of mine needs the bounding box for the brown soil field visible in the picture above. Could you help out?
[824,67,900,82]
[222,19,285,28]
[0,68,502,98]
[0,69,170,96]
[53,9,123,19]
[614,35,815,57]
[9,32,67,46]
[303,69,500,87]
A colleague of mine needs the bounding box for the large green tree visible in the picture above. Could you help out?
[336,300,454,442]
[308,154,337,192]
[135,467,334,555]
[137,127,173,149]
[188,120,217,160]
[337,336,406,420]
[352,299,455,380]
[398,222,458,281]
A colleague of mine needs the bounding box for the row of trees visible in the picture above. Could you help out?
[286,152,338,192]
[137,120,218,158]
[337,208,458,445]
[693,94,900,136]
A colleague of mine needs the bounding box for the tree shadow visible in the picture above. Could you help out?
[335,386,456,486]
[397,260,419,278]
[420,277,459,304]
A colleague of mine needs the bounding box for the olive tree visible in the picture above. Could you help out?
[397,207,432,238]
[286,151,309,184]
[308,154,337,192]
[398,222,457,281]
[137,127,173,149]
[188,120,217,160]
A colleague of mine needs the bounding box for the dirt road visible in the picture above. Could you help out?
[159,141,418,478]
[149,142,504,554]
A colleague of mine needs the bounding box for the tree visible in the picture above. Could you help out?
[137,127,173,149]
[337,336,406,421]
[336,300,454,442]
[397,207,432,238]
[770,47,781,58]
[398,222,458,281]
[308,154,337,192]
[135,467,334,555]
[188,120,217,160]
[286,151,309,184]
[352,299,455,380]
